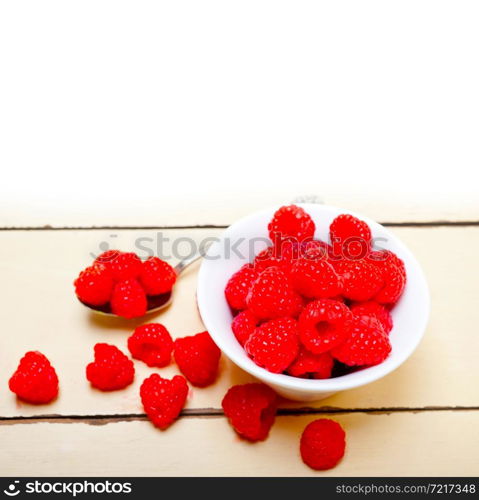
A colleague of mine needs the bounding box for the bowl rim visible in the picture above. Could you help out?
[197,203,430,393]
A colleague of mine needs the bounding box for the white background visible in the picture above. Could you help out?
[0,1,478,226]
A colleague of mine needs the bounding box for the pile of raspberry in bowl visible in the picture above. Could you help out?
[225,205,407,378]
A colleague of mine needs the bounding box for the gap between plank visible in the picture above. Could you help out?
[1,406,478,426]
[1,221,479,231]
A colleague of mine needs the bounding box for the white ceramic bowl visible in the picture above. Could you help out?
[197,204,430,401]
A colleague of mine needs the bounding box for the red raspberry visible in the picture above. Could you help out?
[128,323,174,367]
[231,310,258,346]
[222,383,278,441]
[330,213,372,258]
[253,240,330,274]
[300,419,346,470]
[225,264,259,311]
[174,332,221,387]
[86,343,134,391]
[94,249,122,265]
[368,250,406,304]
[333,258,383,301]
[350,300,393,334]
[301,240,333,261]
[107,252,142,281]
[253,245,294,274]
[245,317,300,373]
[140,374,188,430]
[299,299,352,354]
[246,267,303,320]
[268,205,316,242]
[9,351,59,404]
[287,349,334,379]
[291,258,343,299]
[74,264,114,306]
[110,279,147,318]
[332,316,391,366]
[139,257,177,296]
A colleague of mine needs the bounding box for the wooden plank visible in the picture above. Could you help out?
[0,227,477,417]
[0,411,477,476]
[2,192,478,228]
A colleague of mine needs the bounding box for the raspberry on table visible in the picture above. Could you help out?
[350,300,393,334]
[110,279,147,318]
[245,317,300,373]
[287,348,334,379]
[300,419,346,470]
[332,316,391,366]
[246,267,303,320]
[174,332,221,387]
[368,250,406,304]
[231,310,258,346]
[139,257,177,296]
[330,213,372,259]
[107,252,143,281]
[333,258,383,301]
[222,383,278,441]
[268,205,316,243]
[225,264,259,311]
[86,343,135,391]
[298,299,352,354]
[140,374,189,430]
[9,351,59,404]
[74,264,114,306]
[290,258,343,299]
[128,323,174,367]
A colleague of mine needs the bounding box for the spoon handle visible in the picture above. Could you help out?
[174,253,202,275]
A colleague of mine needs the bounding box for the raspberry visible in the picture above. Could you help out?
[246,267,303,320]
[86,343,134,391]
[94,249,122,265]
[222,383,278,441]
[333,258,383,301]
[332,316,391,366]
[140,374,188,430]
[128,323,174,367]
[350,300,393,334]
[225,264,259,311]
[110,279,147,318]
[268,205,316,243]
[107,252,142,281]
[368,250,406,304]
[231,310,258,346]
[301,240,333,261]
[174,332,221,387]
[290,258,343,299]
[300,419,346,470]
[139,257,177,296]
[254,240,330,274]
[330,213,372,258]
[9,351,59,404]
[287,348,334,379]
[74,264,114,306]
[245,317,299,373]
[298,299,352,354]
[253,245,294,274]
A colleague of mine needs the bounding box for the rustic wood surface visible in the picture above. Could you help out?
[0,220,478,476]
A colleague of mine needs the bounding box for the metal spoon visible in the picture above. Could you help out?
[81,251,205,317]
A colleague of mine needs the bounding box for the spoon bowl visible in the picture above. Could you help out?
[80,251,203,318]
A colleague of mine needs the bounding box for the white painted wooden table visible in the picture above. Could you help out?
[0,201,478,477]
